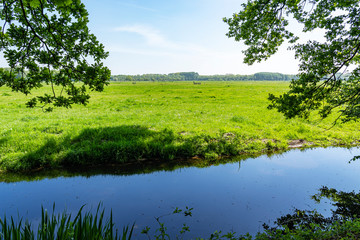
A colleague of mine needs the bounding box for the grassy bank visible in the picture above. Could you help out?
[1,81,360,172]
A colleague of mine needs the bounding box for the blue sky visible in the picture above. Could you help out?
[84,0,301,75]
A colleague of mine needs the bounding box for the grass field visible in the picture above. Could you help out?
[1,81,360,172]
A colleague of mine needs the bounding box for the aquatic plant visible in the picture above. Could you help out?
[0,204,134,240]
[2,199,360,239]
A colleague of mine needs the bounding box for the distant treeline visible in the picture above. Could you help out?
[111,72,298,82]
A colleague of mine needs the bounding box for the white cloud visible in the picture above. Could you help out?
[109,24,299,75]
[115,2,158,12]
[112,24,212,54]
[113,25,174,48]
[106,45,178,57]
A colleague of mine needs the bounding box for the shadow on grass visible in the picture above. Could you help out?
[14,125,189,168]
[0,137,7,146]
[0,125,282,182]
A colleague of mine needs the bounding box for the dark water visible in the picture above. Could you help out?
[1,147,360,238]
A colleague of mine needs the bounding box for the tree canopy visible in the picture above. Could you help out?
[0,0,110,111]
[224,0,360,123]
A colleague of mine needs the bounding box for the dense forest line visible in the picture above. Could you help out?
[110,72,298,82]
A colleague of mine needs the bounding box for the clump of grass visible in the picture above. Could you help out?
[0,204,134,240]
[231,116,247,123]
[20,116,39,122]
[41,127,63,135]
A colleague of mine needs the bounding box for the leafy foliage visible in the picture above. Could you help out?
[141,206,193,240]
[224,0,360,122]
[0,0,110,111]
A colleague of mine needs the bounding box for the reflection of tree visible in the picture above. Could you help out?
[263,186,360,235]
[312,186,360,220]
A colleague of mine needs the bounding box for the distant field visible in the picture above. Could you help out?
[1,81,360,172]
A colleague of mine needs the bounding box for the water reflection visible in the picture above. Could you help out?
[263,185,360,236]
[0,153,258,183]
[0,147,360,238]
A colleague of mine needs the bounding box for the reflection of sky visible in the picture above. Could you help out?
[253,148,360,174]
[1,147,360,238]
[263,154,321,169]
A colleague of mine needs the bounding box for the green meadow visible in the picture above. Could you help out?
[1,81,360,172]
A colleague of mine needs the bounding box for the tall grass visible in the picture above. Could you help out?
[0,205,134,240]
